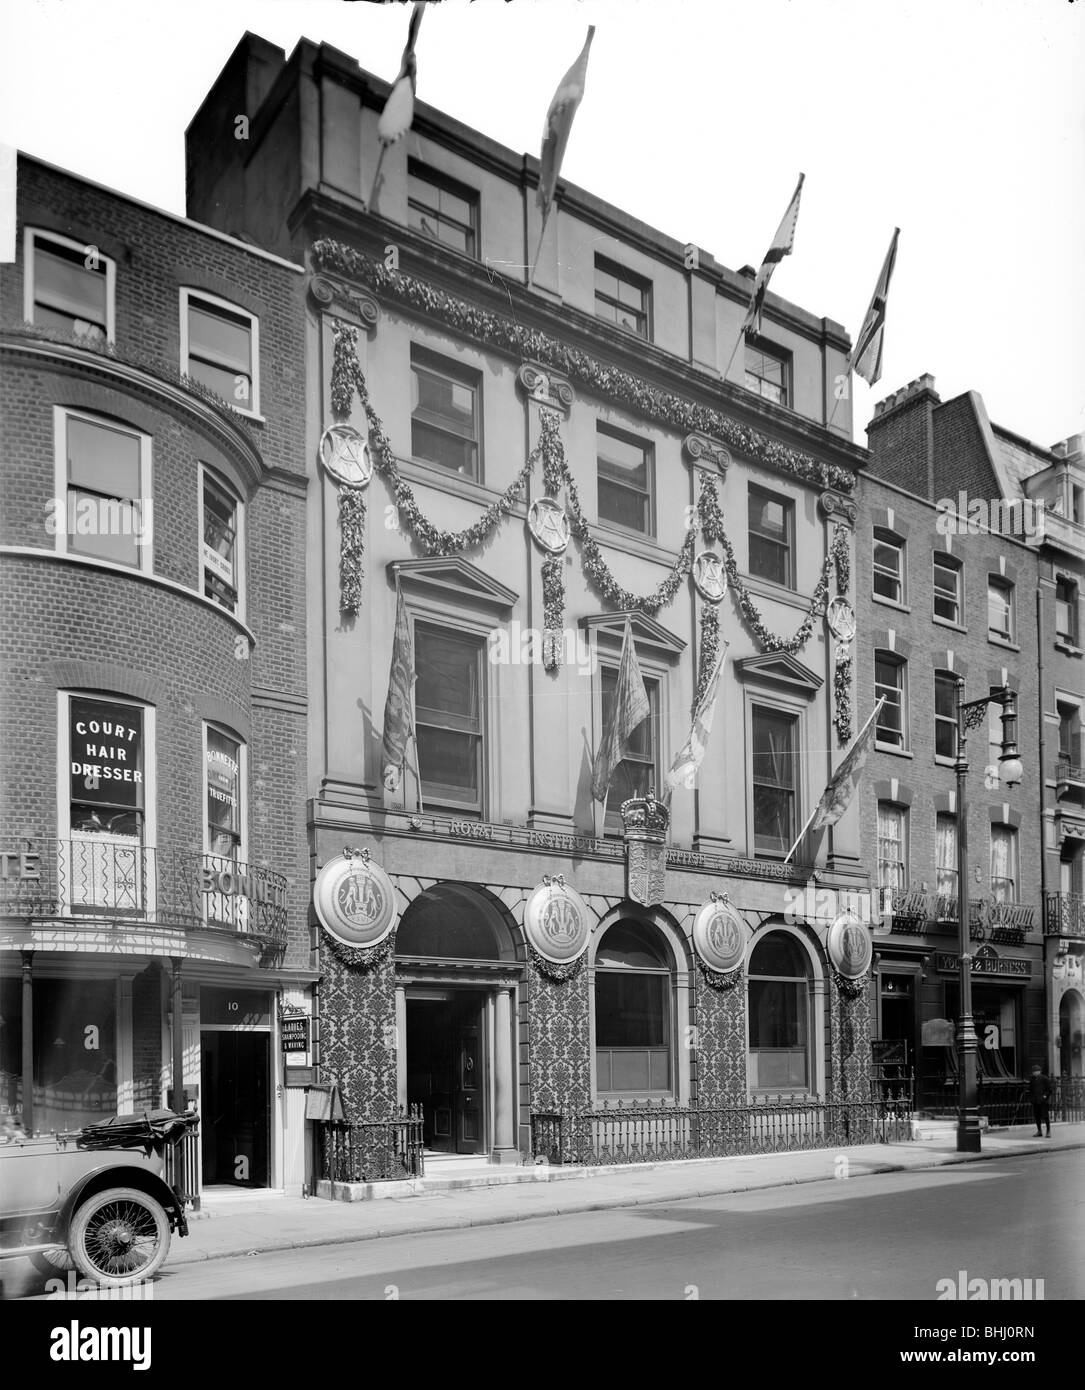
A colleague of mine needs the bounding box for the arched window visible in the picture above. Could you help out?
[748,932,811,1092]
[595,920,673,1096]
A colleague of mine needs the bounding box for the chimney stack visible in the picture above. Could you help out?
[867,374,941,499]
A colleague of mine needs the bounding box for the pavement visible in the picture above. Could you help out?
[170,1121,1085,1266]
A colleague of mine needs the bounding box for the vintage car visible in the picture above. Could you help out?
[0,1109,197,1286]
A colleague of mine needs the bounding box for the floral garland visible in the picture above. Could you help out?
[338,488,367,615]
[335,321,535,557]
[832,517,853,744]
[539,411,566,672]
[696,603,721,705]
[695,471,848,659]
[834,659,853,743]
[311,239,858,495]
[697,960,744,993]
[329,322,848,669]
[330,322,368,614]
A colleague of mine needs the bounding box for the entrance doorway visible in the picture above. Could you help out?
[1059,990,1084,1078]
[200,1031,270,1186]
[406,992,485,1154]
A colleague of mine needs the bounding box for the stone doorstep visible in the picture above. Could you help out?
[314,1148,904,1203]
[911,1117,992,1140]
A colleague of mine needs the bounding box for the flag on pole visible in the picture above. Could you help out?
[381,586,416,794]
[810,697,885,830]
[742,173,805,337]
[591,618,649,803]
[537,26,595,223]
[376,2,426,147]
[664,640,729,795]
[850,228,900,386]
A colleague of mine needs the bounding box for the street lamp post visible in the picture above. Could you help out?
[954,681,1023,1154]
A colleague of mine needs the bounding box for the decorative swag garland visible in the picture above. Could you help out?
[313,238,857,497]
[328,321,850,729]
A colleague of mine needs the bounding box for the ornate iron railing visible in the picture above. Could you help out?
[886,891,1035,942]
[1044,893,1085,937]
[318,1107,425,1183]
[977,1077,1085,1126]
[1056,758,1085,786]
[0,838,287,961]
[531,1090,915,1166]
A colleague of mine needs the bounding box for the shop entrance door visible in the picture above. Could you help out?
[406,991,485,1155]
[200,1031,270,1186]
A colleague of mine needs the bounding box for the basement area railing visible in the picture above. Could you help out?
[317,1106,425,1183]
[531,1090,915,1167]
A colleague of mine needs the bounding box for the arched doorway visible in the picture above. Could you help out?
[1059,989,1084,1079]
[395,883,523,1163]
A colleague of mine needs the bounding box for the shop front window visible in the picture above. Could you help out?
[748,933,811,1092]
[65,695,147,914]
[595,921,673,1096]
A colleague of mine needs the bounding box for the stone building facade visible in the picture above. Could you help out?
[187,33,877,1166]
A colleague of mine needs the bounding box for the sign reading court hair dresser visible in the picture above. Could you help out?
[314,847,398,949]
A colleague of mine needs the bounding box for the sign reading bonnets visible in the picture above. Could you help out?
[693,899,747,974]
[827,910,872,978]
[524,880,592,965]
[314,852,398,949]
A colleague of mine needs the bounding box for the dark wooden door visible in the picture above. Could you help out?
[454,996,483,1154]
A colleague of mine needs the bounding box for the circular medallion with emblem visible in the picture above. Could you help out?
[692,551,727,604]
[527,498,571,554]
[314,852,398,949]
[319,424,372,489]
[826,598,856,643]
[524,879,592,965]
[827,909,872,979]
[693,899,747,974]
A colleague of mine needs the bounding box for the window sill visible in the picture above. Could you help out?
[872,594,910,613]
[739,572,813,611]
[1,546,256,644]
[875,743,913,759]
[934,754,957,768]
[932,616,967,633]
[987,635,1020,652]
[1054,639,1083,657]
[594,1093,676,1105]
[593,517,657,547]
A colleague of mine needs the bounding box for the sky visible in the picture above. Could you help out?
[2,0,1083,449]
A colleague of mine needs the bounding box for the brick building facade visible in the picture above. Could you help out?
[859,374,1082,1110]
[0,156,313,1194]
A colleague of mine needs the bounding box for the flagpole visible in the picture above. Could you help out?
[783,696,886,863]
[723,326,746,387]
[826,367,850,432]
[366,144,388,212]
[783,803,821,866]
[409,729,424,816]
[529,209,550,287]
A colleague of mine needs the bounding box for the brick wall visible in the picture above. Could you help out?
[1,158,310,971]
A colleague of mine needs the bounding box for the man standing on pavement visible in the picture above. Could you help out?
[1028,1063,1052,1138]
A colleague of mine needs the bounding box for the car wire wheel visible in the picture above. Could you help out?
[68,1187,171,1286]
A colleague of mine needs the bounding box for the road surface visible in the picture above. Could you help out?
[14,1149,1082,1301]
